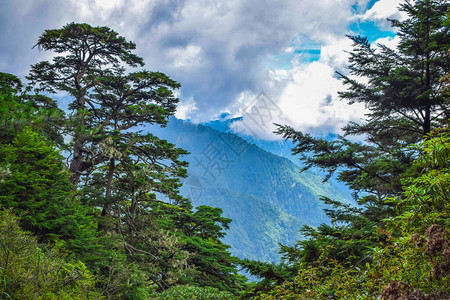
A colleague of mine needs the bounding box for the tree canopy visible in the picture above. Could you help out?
[243,0,450,298]
[1,22,247,299]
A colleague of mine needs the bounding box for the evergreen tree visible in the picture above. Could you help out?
[253,129,450,299]
[0,127,97,250]
[178,206,247,293]
[25,23,247,296]
[0,72,64,146]
[245,1,450,296]
[27,23,149,188]
[0,73,96,248]
[276,0,449,196]
[0,127,71,236]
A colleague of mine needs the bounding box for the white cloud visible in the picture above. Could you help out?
[175,96,198,120]
[94,0,123,10]
[359,0,407,29]
[273,61,366,134]
[374,34,401,49]
[0,0,397,138]
[319,36,354,71]
[226,34,363,139]
[168,44,203,68]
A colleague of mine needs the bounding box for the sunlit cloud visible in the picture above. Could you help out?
[0,0,398,138]
[359,0,407,29]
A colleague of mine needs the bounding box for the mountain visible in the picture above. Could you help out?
[147,118,351,262]
[202,116,353,198]
[200,114,297,162]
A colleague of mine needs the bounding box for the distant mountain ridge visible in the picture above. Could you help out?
[147,117,351,262]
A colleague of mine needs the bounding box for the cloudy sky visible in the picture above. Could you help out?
[0,0,405,139]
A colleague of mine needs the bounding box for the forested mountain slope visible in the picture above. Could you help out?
[148,118,351,262]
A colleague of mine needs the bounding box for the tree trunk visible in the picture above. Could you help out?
[424,104,431,135]
[424,9,432,136]
[69,93,86,190]
[101,157,115,217]
[69,142,83,190]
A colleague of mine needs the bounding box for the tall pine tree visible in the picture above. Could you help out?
[257,0,450,286]
[25,23,247,296]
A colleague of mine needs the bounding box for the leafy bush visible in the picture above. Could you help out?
[0,209,101,299]
[150,285,235,299]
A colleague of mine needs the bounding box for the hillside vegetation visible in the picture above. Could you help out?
[0,0,449,299]
[240,0,450,298]
[149,117,351,262]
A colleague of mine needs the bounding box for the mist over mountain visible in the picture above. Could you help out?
[148,117,352,262]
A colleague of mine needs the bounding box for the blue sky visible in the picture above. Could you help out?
[0,0,405,139]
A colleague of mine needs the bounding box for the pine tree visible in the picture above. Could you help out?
[27,23,148,188]
[26,23,247,295]
[0,72,64,146]
[178,205,247,293]
[0,127,97,248]
[340,0,450,139]
[0,74,96,247]
[271,0,449,280]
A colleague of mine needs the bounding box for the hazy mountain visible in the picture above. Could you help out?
[147,118,351,262]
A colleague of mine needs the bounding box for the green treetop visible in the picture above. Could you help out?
[265,0,450,285]
[27,23,180,189]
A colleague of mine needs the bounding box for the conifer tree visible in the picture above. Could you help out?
[0,73,96,247]
[242,3,449,295]
[0,72,64,146]
[27,23,177,188]
[0,127,71,235]
[25,24,247,295]
[271,0,449,274]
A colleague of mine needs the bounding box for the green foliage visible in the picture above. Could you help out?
[275,0,449,201]
[0,72,65,146]
[379,129,450,296]
[28,22,181,189]
[0,23,248,298]
[179,206,246,293]
[20,22,247,298]
[115,209,190,291]
[389,129,450,233]
[0,209,100,299]
[255,1,450,299]
[0,127,96,246]
[150,285,235,300]
[254,255,365,299]
[0,127,70,220]
[339,0,450,135]
[84,232,163,299]
[238,259,296,298]
[253,130,450,299]
[2,3,446,297]
[28,22,143,94]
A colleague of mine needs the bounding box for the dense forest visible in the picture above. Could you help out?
[0,0,449,299]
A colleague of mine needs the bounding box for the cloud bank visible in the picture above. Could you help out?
[0,0,404,138]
